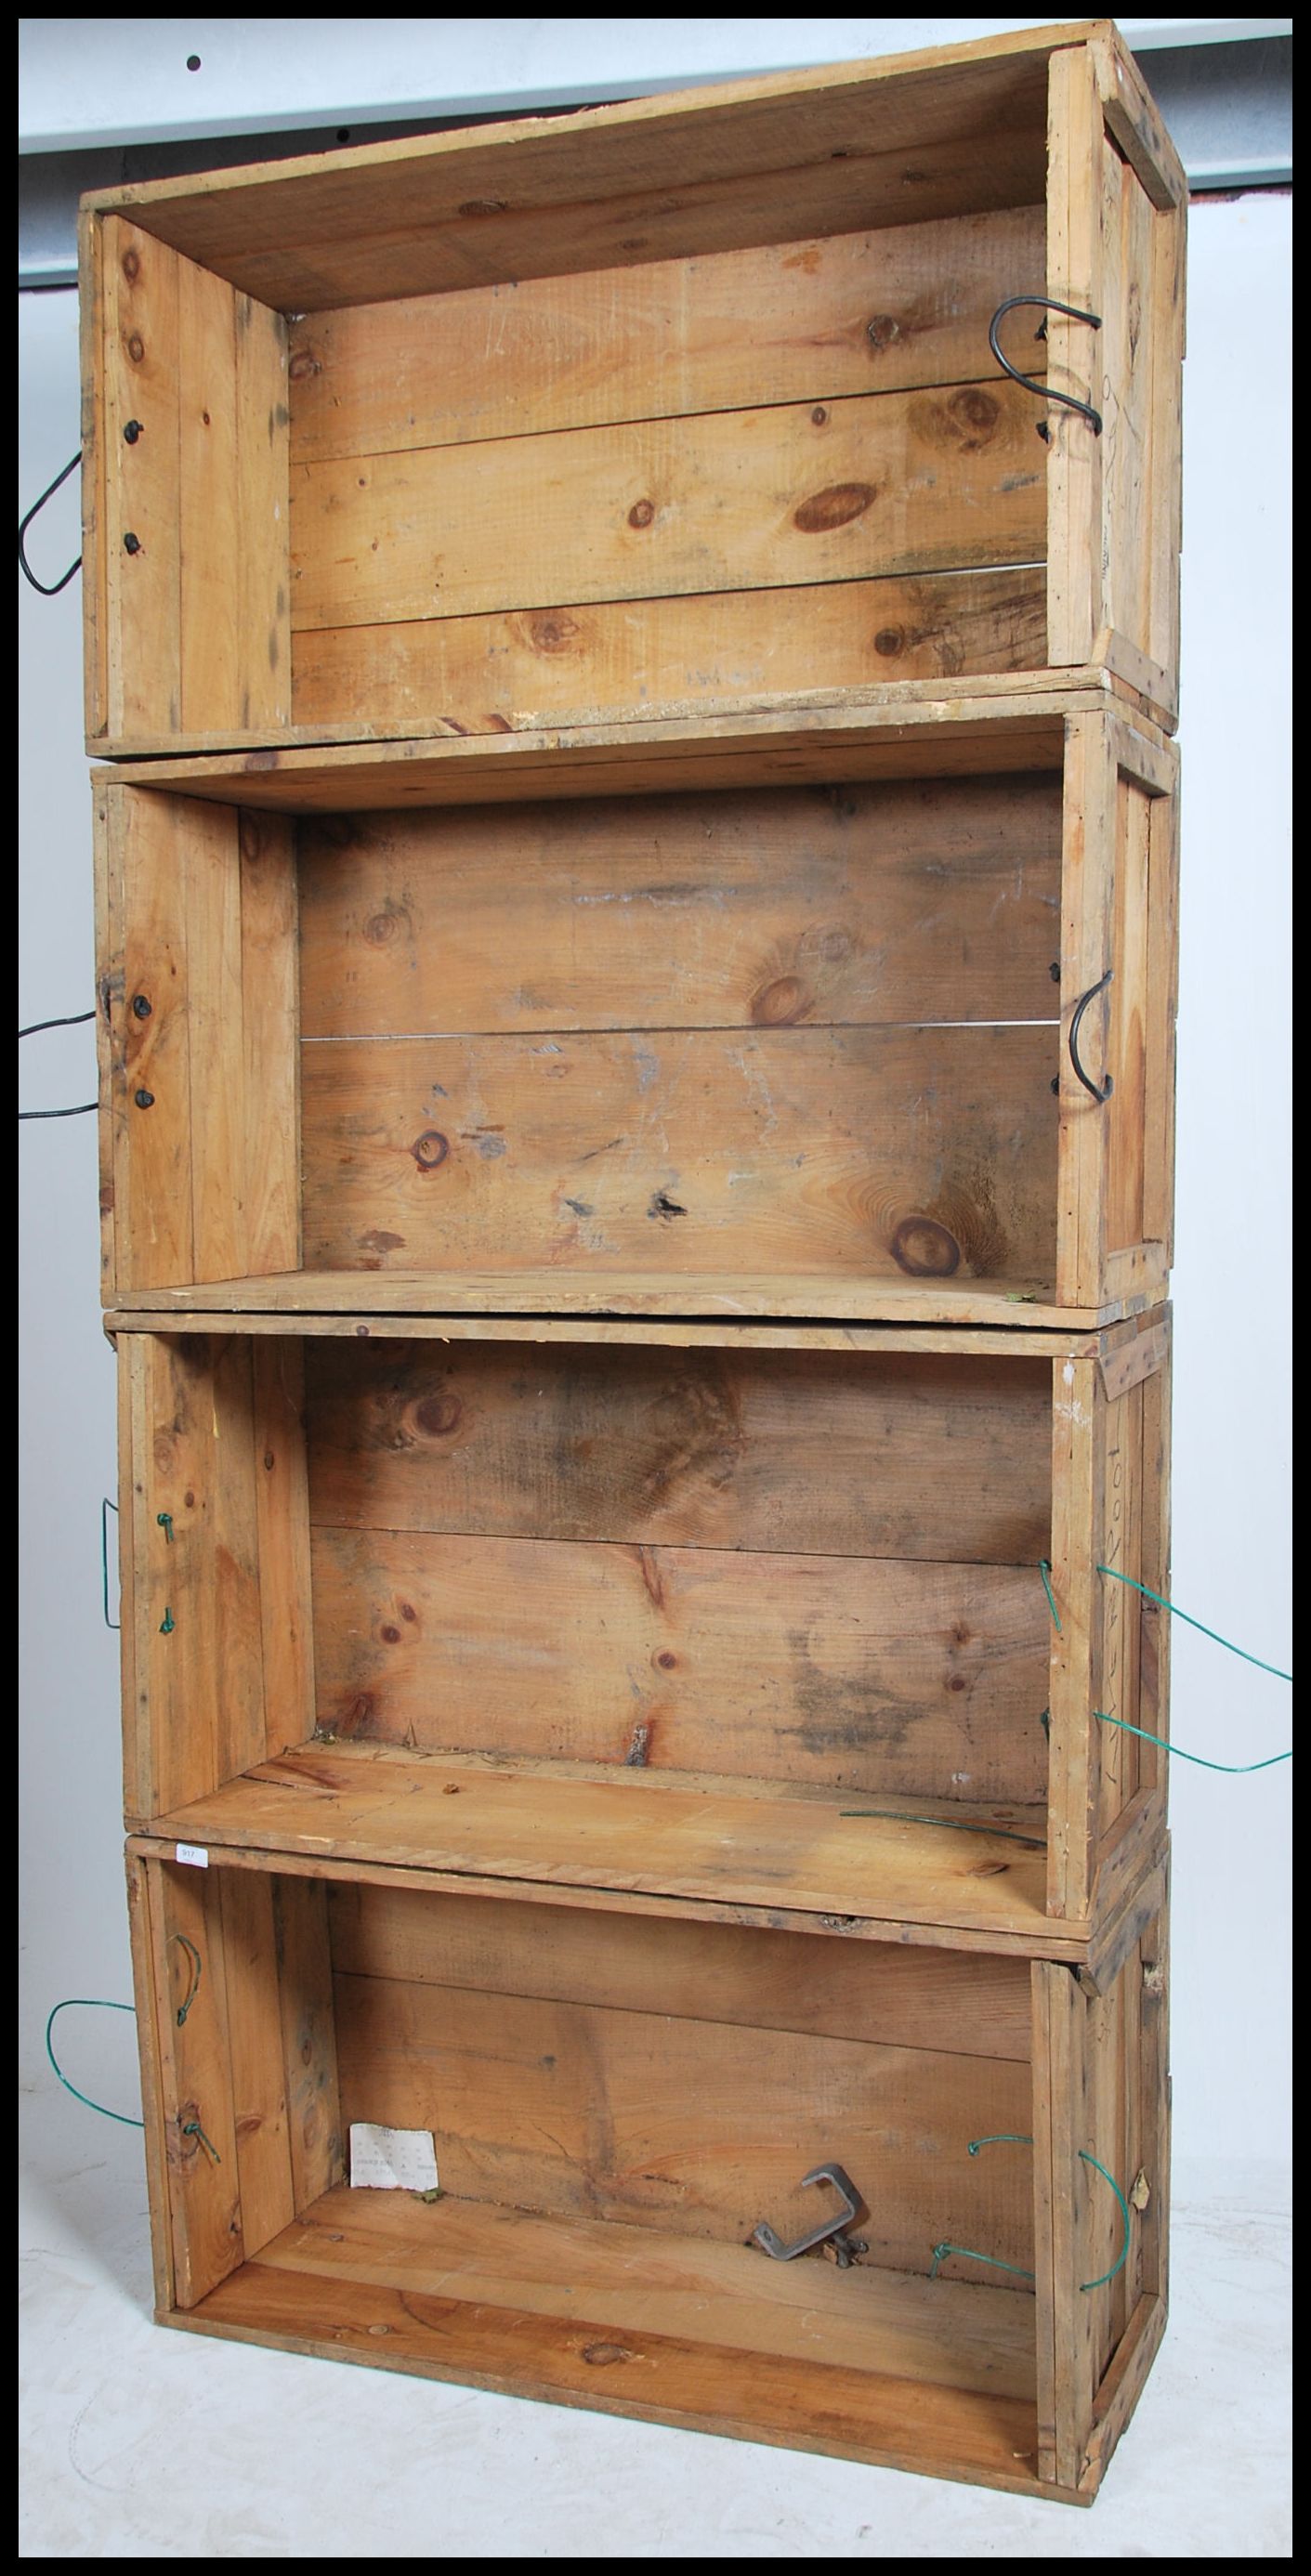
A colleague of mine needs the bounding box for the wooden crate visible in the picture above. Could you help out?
[80,20,1185,758]
[112,1306,1169,1935]
[95,700,1177,1328]
[125,1836,1169,2502]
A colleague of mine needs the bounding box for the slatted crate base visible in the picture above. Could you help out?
[127,1845,1170,2502]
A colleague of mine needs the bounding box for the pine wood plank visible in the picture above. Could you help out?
[1142,777,1179,1259]
[251,1338,315,1761]
[111,1269,1147,1331]
[272,1876,344,2212]
[1055,714,1116,1309]
[292,567,1048,736]
[1030,1960,1059,2481]
[310,1524,1050,1802]
[102,218,181,740]
[81,35,1067,306]
[1045,47,1105,673]
[115,791,194,1292]
[151,1741,1054,1942]
[304,1339,1052,1567]
[1145,191,1185,705]
[78,204,109,743]
[177,254,241,737]
[1039,1957,1092,2490]
[148,1861,243,2308]
[232,291,292,733]
[324,1879,1033,2059]
[1091,33,1187,212]
[298,1022,1058,1286]
[110,1306,1111,1353]
[91,784,122,1301]
[237,809,301,1275]
[333,1978,1033,2274]
[289,381,1046,636]
[1046,1349,1099,1920]
[1099,137,1155,709]
[125,1852,176,2313]
[186,2211,1050,2493]
[288,209,1046,461]
[216,1868,296,2258]
[1096,1380,1144,1834]
[289,2192,1036,2390]
[89,683,1095,789]
[180,800,247,1281]
[297,775,1062,1040]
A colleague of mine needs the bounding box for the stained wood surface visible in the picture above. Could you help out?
[81,33,1067,307]
[151,1741,1053,1942]
[333,1974,1032,2275]
[106,791,300,1295]
[216,1869,295,2258]
[91,686,1095,787]
[292,569,1046,736]
[289,209,1045,463]
[189,2198,1047,2491]
[310,1525,1050,1801]
[325,1880,1032,2059]
[147,1863,243,2307]
[109,1307,1128,1357]
[305,1339,1052,1563]
[289,381,1045,636]
[98,220,289,744]
[297,777,1062,1038]
[299,1022,1058,1284]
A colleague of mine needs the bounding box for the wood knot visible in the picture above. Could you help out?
[866,314,901,352]
[581,2342,633,2366]
[873,625,907,659]
[288,349,321,381]
[121,249,140,282]
[793,482,876,533]
[458,196,508,216]
[751,973,810,1027]
[126,333,145,364]
[889,1216,962,1278]
[414,1393,462,1437]
[627,498,656,529]
[411,1131,449,1170]
[527,609,582,654]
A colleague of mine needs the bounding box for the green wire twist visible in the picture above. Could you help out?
[45,1999,144,2129]
[1039,1562,1062,1632]
[931,2135,1131,2294]
[182,2117,222,2164]
[1095,1710,1291,1772]
[1096,1564,1291,1681]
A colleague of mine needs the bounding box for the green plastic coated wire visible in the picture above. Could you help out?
[838,1809,1045,1849]
[1039,1561,1063,1632]
[932,2136,1131,2294]
[183,2118,223,2164]
[1095,1711,1291,1772]
[46,2000,144,2129]
[1097,1564,1291,1681]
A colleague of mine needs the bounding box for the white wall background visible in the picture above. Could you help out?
[18,167,1290,2172]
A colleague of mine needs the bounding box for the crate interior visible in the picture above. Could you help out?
[95,38,1072,745]
[111,753,1073,1321]
[127,1324,1080,1942]
[145,1856,1042,2484]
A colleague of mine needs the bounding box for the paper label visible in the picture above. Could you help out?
[349,2122,439,2192]
[175,1843,209,1868]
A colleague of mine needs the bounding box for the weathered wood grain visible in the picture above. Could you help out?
[324,1879,1032,2059]
[291,568,1047,736]
[299,1022,1058,1285]
[289,381,1046,634]
[297,776,1062,1038]
[288,209,1046,462]
[304,1339,1052,1566]
[333,1970,1033,2274]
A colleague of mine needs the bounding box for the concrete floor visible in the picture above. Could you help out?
[20,2078,1290,2559]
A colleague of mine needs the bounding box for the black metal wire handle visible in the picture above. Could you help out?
[18,448,83,596]
[989,296,1103,437]
[1068,970,1115,1103]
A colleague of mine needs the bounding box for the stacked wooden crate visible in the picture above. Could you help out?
[84,20,1186,2504]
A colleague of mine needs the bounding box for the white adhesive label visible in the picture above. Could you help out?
[175,1843,209,1868]
[349,2123,439,2192]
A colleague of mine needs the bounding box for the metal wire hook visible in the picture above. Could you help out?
[989,296,1103,436]
[18,449,83,596]
[1068,969,1115,1103]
